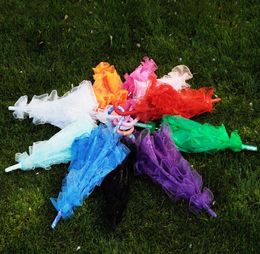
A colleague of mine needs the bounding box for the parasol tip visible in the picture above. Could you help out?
[205,206,217,218]
[51,211,62,229]
[8,106,16,111]
[241,144,258,151]
[5,163,21,172]
[212,98,221,104]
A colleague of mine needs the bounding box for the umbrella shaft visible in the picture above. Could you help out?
[135,122,153,129]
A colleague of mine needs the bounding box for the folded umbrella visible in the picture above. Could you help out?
[5,119,96,172]
[123,59,192,99]
[157,65,193,90]
[123,57,157,99]
[8,80,98,129]
[163,115,258,153]
[101,138,136,229]
[93,62,128,108]
[135,126,216,217]
[114,76,221,122]
[50,124,129,228]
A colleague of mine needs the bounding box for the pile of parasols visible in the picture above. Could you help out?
[6,57,258,229]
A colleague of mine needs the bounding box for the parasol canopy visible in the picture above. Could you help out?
[93,62,128,108]
[50,124,129,228]
[123,57,157,99]
[101,138,136,229]
[157,65,193,90]
[8,81,98,129]
[135,126,216,217]
[5,119,96,172]
[163,115,258,153]
[114,76,221,122]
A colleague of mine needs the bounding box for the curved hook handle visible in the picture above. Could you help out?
[113,102,137,116]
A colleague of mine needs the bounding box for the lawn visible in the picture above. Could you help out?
[0,0,259,253]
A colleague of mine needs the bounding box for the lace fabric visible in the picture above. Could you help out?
[157,65,192,90]
[116,77,217,122]
[9,80,98,129]
[123,57,157,100]
[51,124,130,219]
[101,139,136,229]
[134,126,216,217]
[163,115,243,153]
[16,119,96,170]
[93,62,128,108]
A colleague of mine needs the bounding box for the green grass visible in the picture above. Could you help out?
[0,0,259,253]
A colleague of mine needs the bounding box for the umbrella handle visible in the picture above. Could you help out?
[241,144,258,151]
[117,126,135,136]
[111,106,151,130]
[106,114,155,131]
[5,163,21,172]
[113,102,137,116]
[51,211,62,229]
